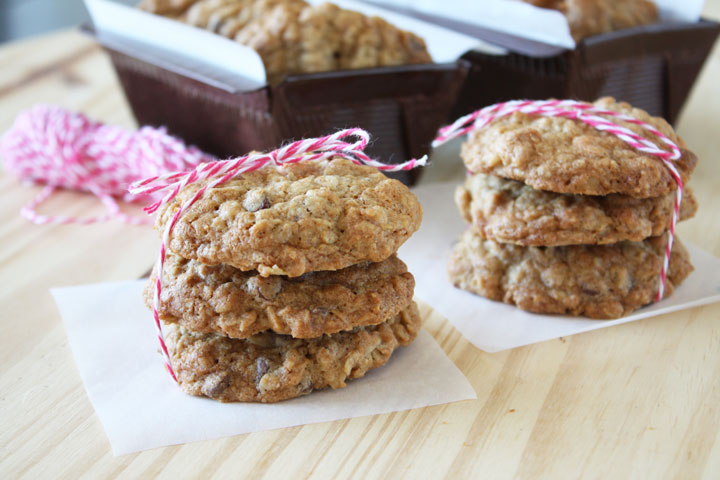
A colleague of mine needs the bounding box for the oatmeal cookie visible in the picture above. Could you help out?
[144,0,431,82]
[163,301,421,402]
[523,0,658,41]
[461,97,697,198]
[564,0,658,41]
[139,0,197,16]
[155,157,423,277]
[448,229,693,319]
[233,1,431,82]
[146,253,415,339]
[456,173,698,246]
[182,0,295,37]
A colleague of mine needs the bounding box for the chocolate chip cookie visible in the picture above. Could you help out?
[456,173,698,246]
[146,253,415,339]
[448,229,693,319]
[164,301,421,402]
[156,157,423,277]
[460,97,697,198]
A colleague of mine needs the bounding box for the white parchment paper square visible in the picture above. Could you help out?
[400,182,720,353]
[52,280,476,455]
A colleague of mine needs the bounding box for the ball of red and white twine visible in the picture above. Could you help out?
[432,99,684,303]
[128,128,426,382]
[0,105,214,225]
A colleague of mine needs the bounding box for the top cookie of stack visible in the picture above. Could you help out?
[139,0,432,83]
[145,157,424,402]
[448,97,698,319]
[157,157,422,277]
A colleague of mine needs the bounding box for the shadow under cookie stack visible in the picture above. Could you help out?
[144,157,423,402]
[448,98,698,319]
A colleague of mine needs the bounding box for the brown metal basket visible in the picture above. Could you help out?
[87,27,468,185]
[451,19,720,124]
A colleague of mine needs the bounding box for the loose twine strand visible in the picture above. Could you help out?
[431,99,684,303]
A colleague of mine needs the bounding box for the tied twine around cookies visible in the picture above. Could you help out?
[430,99,685,304]
[128,129,427,382]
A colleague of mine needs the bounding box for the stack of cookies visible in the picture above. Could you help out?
[448,97,698,319]
[144,157,423,402]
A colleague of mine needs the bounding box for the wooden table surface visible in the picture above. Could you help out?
[2,5,720,478]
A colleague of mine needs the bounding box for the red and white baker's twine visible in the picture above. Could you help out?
[128,128,426,381]
[0,105,214,225]
[433,99,684,302]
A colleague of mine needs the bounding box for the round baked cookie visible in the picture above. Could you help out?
[146,0,431,83]
[447,229,693,319]
[156,157,423,277]
[455,173,698,246]
[521,0,658,41]
[164,302,421,403]
[562,0,658,41]
[232,1,431,82]
[146,253,415,339]
[460,97,697,198]
[138,0,197,16]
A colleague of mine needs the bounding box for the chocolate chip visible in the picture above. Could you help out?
[203,373,231,398]
[289,271,313,282]
[250,276,282,300]
[255,357,270,384]
[243,192,271,212]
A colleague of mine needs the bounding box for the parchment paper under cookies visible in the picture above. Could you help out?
[399,181,720,353]
[52,280,476,455]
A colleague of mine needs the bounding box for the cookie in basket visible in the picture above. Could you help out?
[522,0,659,41]
[460,97,697,198]
[140,0,432,82]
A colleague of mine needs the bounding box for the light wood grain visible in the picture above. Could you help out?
[2,4,720,478]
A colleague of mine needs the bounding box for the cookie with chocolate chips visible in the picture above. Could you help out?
[164,301,421,402]
[448,229,693,319]
[456,172,698,246]
[460,97,697,198]
[155,157,423,277]
[146,252,415,339]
